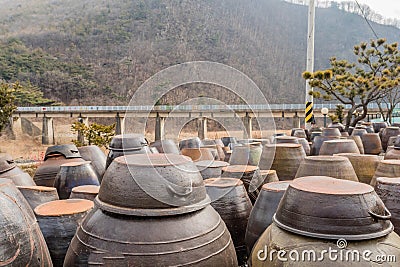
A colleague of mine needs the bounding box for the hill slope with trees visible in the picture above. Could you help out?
[0,0,398,105]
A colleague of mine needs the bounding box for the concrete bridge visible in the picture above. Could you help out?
[11,104,382,145]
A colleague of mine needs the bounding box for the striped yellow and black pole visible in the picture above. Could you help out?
[305,101,314,124]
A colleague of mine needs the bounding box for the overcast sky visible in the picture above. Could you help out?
[335,0,400,20]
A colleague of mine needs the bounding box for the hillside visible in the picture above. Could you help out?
[0,0,399,105]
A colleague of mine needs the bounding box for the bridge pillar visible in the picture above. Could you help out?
[197,117,208,140]
[42,115,55,145]
[293,112,300,129]
[115,113,125,135]
[155,114,165,141]
[243,114,253,139]
[9,117,22,140]
[77,117,89,145]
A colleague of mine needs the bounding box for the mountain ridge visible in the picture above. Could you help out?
[0,0,398,105]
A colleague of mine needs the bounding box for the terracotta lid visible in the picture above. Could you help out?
[260,170,277,176]
[222,165,258,173]
[291,176,373,195]
[265,144,301,148]
[109,134,148,150]
[17,186,57,192]
[195,160,229,168]
[71,185,100,195]
[376,177,400,185]
[261,181,291,192]
[60,161,91,167]
[334,153,379,159]
[115,153,192,167]
[304,155,348,162]
[275,136,298,140]
[204,178,243,187]
[381,160,400,165]
[324,139,355,144]
[35,199,93,216]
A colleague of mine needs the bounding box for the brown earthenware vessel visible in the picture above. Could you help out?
[295,156,358,181]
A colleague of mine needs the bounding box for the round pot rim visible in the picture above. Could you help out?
[94,195,211,216]
[273,214,393,240]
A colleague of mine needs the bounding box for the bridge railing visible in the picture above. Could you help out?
[15,103,383,113]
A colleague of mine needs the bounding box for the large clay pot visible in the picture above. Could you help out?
[250,177,400,267]
[17,185,59,209]
[0,159,36,186]
[327,122,345,132]
[260,144,306,181]
[295,156,358,181]
[348,135,365,154]
[245,181,290,254]
[292,129,307,139]
[221,137,237,147]
[203,146,219,160]
[319,139,360,155]
[371,160,400,186]
[375,177,400,235]
[69,185,100,201]
[387,145,395,154]
[322,127,341,137]
[203,144,226,160]
[202,139,217,146]
[179,137,203,150]
[222,165,262,204]
[309,131,322,142]
[387,135,400,148]
[385,147,400,159]
[181,147,215,162]
[334,153,380,184]
[150,139,180,154]
[97,154,209,211]
[381,127,400,151]
[311,136,340,155]
[251,223,400,267]
[259,170,279,184]
[362,123,374,133]
[373,121,388,133]
[35,199,94,267]
[106,134,151,169]
[65,205,238,266]
[297,138,311,155]
[275,136,299,144]
[195,160,229,179]
[275,176,392,240]
[361,133,383,155]
[229,144,262,166]
[205,178,253,266]
[54,161,100,199]
[34,155,85,187]
[0,178,52,266]
[214,139,226,147]
[341,131,349,137]
[78,145,107,178]
[64,154,238,266]
[352,128,368,136]
[274,136,306,154]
